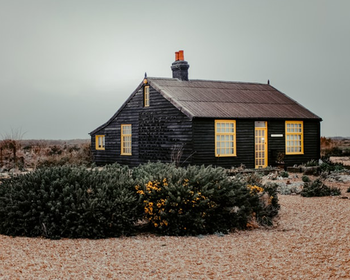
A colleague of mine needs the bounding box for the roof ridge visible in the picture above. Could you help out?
[148,77,268,85]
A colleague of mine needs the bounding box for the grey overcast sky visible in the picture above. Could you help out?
[0,0,349,139]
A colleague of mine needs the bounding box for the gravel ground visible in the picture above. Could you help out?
[1,178,350,279]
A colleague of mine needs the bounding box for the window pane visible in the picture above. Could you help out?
[215,121,235,156]
[121,125,132,155]
[286,121,303,154]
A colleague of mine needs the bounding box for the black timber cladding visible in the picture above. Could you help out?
[90,77,322,168]
[267,120,321,167]
[90,83,193,167]
[192,118,255,168]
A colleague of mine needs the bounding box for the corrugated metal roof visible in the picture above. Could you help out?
[148,78,321,120]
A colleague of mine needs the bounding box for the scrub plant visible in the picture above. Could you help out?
[301,178,341,197]
[0,162,281,239]
[0,164,139,239]
[133,162,279,235]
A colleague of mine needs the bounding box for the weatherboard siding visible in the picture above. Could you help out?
[91,86,193,167]
[268,120,321,166]
[192,119,255,168]
[191,119,321,169]
[91,78,321,169]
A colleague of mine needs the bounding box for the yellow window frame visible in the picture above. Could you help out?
[121,124,132,155]
[215,120,236,157]
[285,121,304,155]
[95,135,105,150]
[144,86,150,107]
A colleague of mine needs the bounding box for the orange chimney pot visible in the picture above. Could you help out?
[178,50,184,61]
[175,52,179,61]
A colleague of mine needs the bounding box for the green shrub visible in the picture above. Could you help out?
[243,172,263,185]
[319,158,345,173]
[305,159,318,167]
[302,175,311,182]
[0,162,281,239]
[133,163,279,235]
[324,147,343,157]
[0,164,139,239]
[280,171,289,178]
[301,179,341,197]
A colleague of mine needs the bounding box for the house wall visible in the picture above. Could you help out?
[268,120,321,166]
[192,118,255,168]
[91,86,193,167]
[192,118,321,169]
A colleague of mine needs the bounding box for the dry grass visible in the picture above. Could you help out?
[1,189,350,279]
[0,139,91,170]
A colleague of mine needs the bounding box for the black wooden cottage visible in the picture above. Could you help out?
[90,50,322,169]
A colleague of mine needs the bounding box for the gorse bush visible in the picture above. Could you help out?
[305,159,318,167]
[279,171,289,178]
[133,163,279,235]
[302,175,311,182]
[301,178,341,197]
[0,164,139,239]
[319,161,345,173]
[0,162,280,238]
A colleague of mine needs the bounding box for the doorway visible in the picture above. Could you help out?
[255,121,268,168]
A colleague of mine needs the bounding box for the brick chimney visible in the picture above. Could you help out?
[171,50,190,81]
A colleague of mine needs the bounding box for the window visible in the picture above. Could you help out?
[215,120,236,157]
[144,86,150,107]
[95,135,105,150]
[121,124,132,155]
[285,121,303,154]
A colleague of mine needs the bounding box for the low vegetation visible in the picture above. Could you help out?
[0,165,139,239]
[321,137,350,157]
[0,136,349,239]
[301,178,341,197]
[0,139,92,171]
[0,163,279,239]
[133,163,279,235]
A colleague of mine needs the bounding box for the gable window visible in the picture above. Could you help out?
[144,86,150,107]
[215,120,236,157]
[121,124,132,155]
[95,135,105,150]
[285,121,303,154]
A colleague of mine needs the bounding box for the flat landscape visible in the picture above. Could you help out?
[1,174,349,279]
[1,137,350,278]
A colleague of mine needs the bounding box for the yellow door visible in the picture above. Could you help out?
[255,121,268,168]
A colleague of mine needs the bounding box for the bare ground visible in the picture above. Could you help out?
[1,178,350,279]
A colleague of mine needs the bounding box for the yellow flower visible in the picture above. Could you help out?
[247,185,264,194]
[183,178,190,187]
[268,196,274,205]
